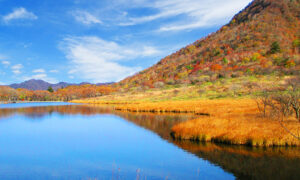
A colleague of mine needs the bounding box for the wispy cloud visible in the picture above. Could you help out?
[72,10,102,25]
[60,36,161,83]
[11,64,23,74]
[118,0,251,31]
[32,68,45,73]
[1,60,10,66]
[3,7,38,23]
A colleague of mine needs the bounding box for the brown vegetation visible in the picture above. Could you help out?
[73,97,300,146]
[0,84,116,102]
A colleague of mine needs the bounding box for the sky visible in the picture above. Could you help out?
[0,0,252,84]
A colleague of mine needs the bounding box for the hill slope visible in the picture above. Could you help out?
[119,0,300,90]
[10,79,53,90]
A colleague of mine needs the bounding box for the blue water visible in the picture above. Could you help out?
[0,103,235,179]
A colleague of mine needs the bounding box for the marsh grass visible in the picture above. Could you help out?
[73,98,300,146]
[71,76,300,146]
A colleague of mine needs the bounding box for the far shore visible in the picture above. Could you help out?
[0,101,64,104]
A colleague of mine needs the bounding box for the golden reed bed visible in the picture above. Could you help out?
[72,98,300,146]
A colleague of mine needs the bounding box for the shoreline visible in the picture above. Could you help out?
[72,98,300,147]
[0,101,64,104]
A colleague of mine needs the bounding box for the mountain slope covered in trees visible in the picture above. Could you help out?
[119,0,300,90]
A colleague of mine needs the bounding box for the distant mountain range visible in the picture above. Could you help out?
[9,79,113,91]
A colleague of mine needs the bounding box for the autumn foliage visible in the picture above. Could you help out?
[118,0,300,90]
[0,84,116,102]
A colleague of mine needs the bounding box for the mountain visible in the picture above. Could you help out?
[9,79,114,91]
[118,0,300,89]
[10,79,53,91]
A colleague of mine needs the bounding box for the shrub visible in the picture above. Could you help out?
[272,55,286,65]
[251,53,261,62]
[210,64,223,71]
[222,58,229,64]
[285,60,296,68]
[187,45,196,53]
[292,39,300,48]
[242,57,250,63]
[186,65,193,70]
[212,48,221,57]
[256,78,300,121]
[270,41,281,54]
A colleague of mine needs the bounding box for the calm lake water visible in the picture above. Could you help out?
[0,103,299,180]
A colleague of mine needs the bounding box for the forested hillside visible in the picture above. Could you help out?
[119,0,300,90]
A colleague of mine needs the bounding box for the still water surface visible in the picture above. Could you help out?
[0,103,299,180]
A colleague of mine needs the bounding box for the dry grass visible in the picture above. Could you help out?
[72,98,300,146]
[172,116,300,146]
[73,75,287,103]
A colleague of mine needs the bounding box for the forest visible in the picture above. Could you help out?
[0,84,116,102]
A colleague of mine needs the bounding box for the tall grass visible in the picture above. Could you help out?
[73,98,300,146]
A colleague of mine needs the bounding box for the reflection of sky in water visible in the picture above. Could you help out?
[0,103,233,179]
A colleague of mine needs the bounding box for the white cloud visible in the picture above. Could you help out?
[60,36,161,83]
[3,7,38,23]
[72,10,102,25]
[118,0,251,31]
[32,68,45,73]
[11,64,23,74]
[1,60,10,65]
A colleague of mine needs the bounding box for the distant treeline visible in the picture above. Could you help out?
[0,84,116,101]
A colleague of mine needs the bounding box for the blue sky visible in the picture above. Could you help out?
[0,0,252,84]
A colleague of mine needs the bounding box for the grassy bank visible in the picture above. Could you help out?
[72,97,300,147]
[171,113,300,147]
[71,75,300,146]
[74,75,288,102]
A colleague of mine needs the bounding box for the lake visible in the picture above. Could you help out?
[0,103,299,180]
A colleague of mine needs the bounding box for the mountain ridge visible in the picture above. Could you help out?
[9,79,113,91]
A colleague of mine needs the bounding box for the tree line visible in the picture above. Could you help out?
[0,84,116,102]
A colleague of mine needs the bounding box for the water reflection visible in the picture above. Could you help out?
[0,104,195,139]
[0,104,299,180]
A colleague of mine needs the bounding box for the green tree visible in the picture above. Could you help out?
[270,41,281,54]
[47,86,54,93]
[293,39,300,53]
[222,58,229,64]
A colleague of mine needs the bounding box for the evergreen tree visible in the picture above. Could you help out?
[47,86,54,93]
[270,41,281,54]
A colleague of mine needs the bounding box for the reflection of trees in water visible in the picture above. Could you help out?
[1,105,300,179]
[0,105,195,139]
[174,141,300,180]
[0,105,195,138]
[0,105,114,119]
[114,111,195,140]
